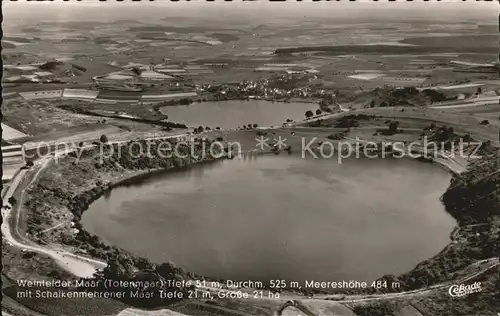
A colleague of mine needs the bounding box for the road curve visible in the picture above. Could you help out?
[272,258,499,316]
[1,133,193,279]
[2,159,106,278]
[276,300,316,316]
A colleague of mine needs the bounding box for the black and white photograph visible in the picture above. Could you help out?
[1,1,499,315]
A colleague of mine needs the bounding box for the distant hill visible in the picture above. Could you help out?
[346,87,452,108]
[110,19,145,25]
[274,45,498,55]
[3,37,31,43]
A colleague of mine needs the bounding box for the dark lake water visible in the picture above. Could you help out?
[160,100,317,129]
[82,155,455,284]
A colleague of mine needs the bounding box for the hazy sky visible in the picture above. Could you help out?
[3,0,498,29]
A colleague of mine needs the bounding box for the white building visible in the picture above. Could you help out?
[140,70,175,81]
[2,144,25,184]
[155,68,186,74]
[19,90,63,100]
[62,89,99,100]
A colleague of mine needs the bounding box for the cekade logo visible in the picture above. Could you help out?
[448,282,482,297]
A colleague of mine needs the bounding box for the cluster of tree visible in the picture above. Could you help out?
[130,67,141,75]
[71,64,87,72]
[363,87,452,108]
[423,122,437,131]
[465,224,500,259]
[352,301,400,316]
[72,251,190,308]
[307,118,323,127]
[117,139,221,170]
[420,124,462,150]
[38,60,63,70]
[192,126,221,133]
[388,121,399,134]
[318,94,337,112]
[432,126,455,143]
[21,160,34,169]
[442,151,500,225]
[8,196,16,206]
[327,132,346,140]
[266,74,311,90]
[333,115,361,128]
[415,269,500,316]
[422,124,494,156]
[237,124,259,130]
[376,120,400,136]
[100,134,108,143]
[157,98,203,107]
[179,98,193,105]
[194,126,205,134]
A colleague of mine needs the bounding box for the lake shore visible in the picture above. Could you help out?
[7,117,498,312]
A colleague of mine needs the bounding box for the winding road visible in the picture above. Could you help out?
[273,258,499,315]
[1,157,107,278]
[1,134,192,279]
